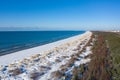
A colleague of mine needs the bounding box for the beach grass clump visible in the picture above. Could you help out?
[55,58,62,63]
[72,67,81,80]
[60,65,69,73]
[8,68,23,76]
[66,56,78,67]
[71,64,87,80]
[38,65,51,72]
[50,70,64,80]
[61,55,69,60]
[28,71,44,80]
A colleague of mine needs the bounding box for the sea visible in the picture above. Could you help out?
[0,31,85,56]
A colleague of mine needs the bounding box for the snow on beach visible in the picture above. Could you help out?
[0,31,93,80]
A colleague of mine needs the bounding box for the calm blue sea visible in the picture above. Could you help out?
[0,31,85,55]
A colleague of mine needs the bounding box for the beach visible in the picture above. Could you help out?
[0,31,93,80]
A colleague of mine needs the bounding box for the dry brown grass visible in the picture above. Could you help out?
[8,68,23,76]
[50,70,64,80]
[39,65,51,72]
[82,34,112,80]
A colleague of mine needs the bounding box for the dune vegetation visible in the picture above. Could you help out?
[72,31,120,80]
[92,32,120,80]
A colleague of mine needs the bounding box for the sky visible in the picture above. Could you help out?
[0,0,120,30]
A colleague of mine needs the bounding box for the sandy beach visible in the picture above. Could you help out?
[0,31,93,80]
[0,31,91,66]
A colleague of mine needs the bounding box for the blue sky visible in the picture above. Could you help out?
[0,0,120,30]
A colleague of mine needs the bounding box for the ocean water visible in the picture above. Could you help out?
[0,31,85,55]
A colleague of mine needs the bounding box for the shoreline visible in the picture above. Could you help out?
[0,31,85,56]
[0,31,89,66]
[0,31,93,80]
